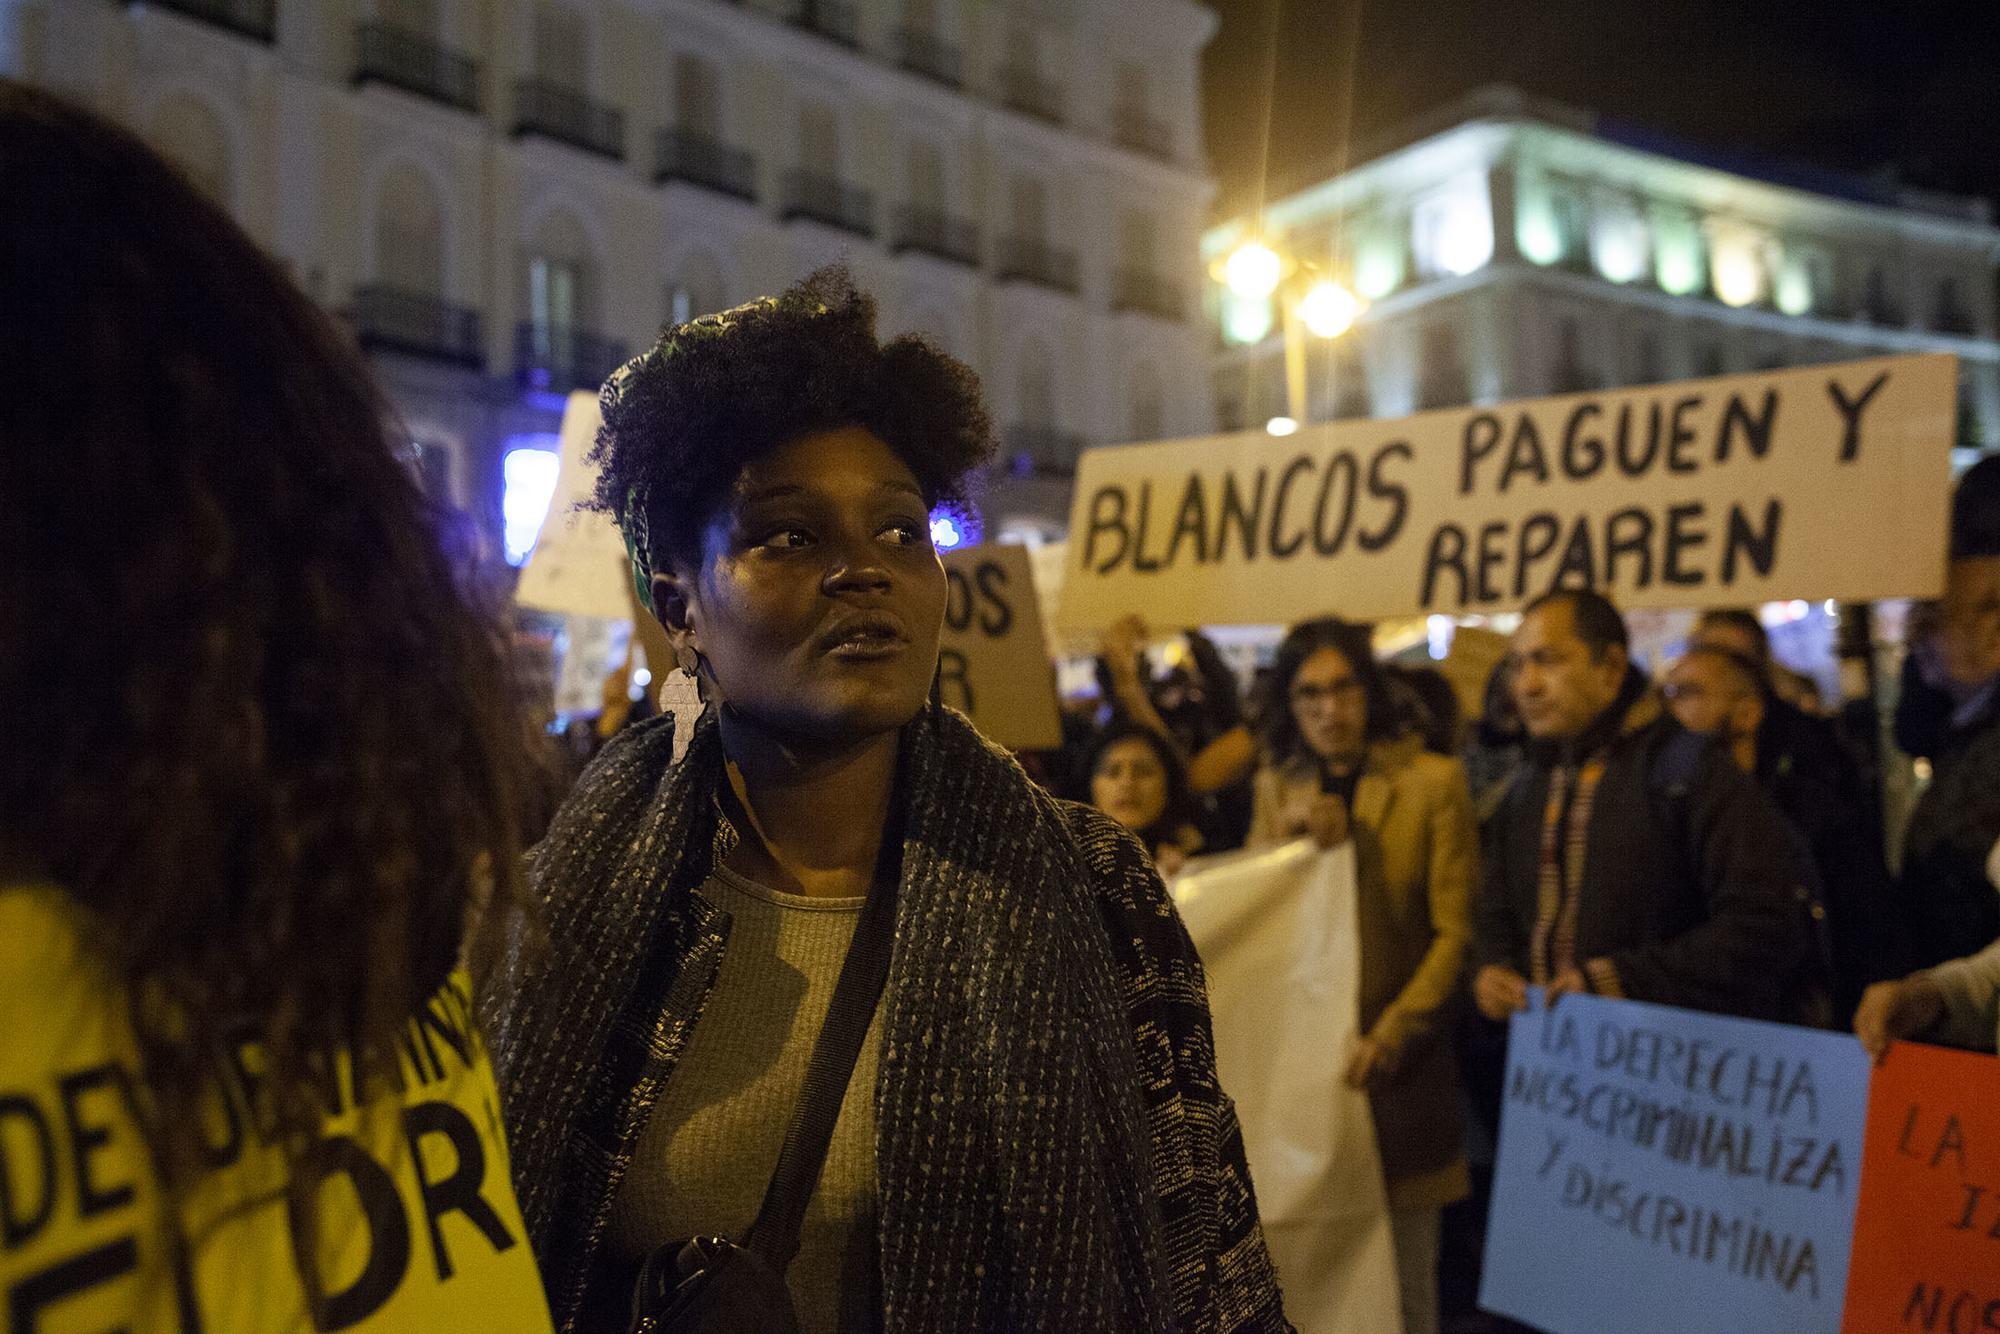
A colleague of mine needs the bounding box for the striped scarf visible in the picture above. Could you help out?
[480,704,1291,1334]
[1529,755,1606,985]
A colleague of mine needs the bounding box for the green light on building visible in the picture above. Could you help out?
[1355,233,1404,300]
[1516,184,1564,266]
[1774,260,1812,316]
[1654,220,1704,296]
[1222,291,1274,345]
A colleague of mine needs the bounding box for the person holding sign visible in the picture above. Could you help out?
[1245,617,1477,1334]
[480,270,1290,1334]
[1471,589,1815,1024]
[0,87,550,1332]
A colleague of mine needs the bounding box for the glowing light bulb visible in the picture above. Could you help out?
[1224,242,1283,300]
[1300,281,1361,338]
[1266,416,1299,437]
[930,515,964,550]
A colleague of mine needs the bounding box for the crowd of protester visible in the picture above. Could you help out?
[10,79,2000,1334]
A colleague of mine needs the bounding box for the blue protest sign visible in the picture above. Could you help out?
[1479,992,1871,1334]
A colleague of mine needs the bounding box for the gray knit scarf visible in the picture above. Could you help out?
[483,704,1188,1332]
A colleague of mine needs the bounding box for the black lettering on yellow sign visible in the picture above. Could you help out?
[935,649,973,715]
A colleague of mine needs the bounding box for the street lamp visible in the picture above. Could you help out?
[1217,238,1366,434]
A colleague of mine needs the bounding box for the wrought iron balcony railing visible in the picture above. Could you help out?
[896,26,962,87]
[130,0,275,42]
[1112,105,1173,160]
[789,0,858,48]
[996,235,1079,293]
[654,127,758,202]
[353,286,485,367]
[354,21,480,114]
[996,64,1064,125]
[514,323,628,395]
[1111,268,1185,321]
[781,171,875,238]
[890,207,979,267]
[514,79,624,160]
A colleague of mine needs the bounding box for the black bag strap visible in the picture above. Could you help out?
[737,822,901,1272]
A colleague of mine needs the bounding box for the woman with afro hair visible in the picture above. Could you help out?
[481,268,1291,1333]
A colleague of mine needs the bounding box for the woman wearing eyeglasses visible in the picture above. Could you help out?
[1247,617,1477,1334]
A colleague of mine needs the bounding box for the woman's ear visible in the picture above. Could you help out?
[651,571,703,677]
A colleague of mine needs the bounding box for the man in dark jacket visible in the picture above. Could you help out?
[1664,644,1908,1025]
[1471,589,1813,1022]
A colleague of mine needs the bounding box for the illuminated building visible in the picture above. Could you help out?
[6,0,1217,554]
[1206,86,2000,461]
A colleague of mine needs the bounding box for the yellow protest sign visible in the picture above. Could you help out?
[1057,354,1956,632]
[937,544,1064,751]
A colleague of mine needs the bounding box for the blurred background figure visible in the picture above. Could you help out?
[1893,455,2000,971]
[1385,663,1466,758]
[1081,720,1205,877]
[0,83,549,1330]
[1249,616,1477,1334]
[1665,644,1901,1026]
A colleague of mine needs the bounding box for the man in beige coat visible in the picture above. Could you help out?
[1249,618,1477,1334]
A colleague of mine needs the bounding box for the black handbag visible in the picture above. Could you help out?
[627,858,897,1334]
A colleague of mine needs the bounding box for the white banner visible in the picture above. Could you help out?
[1171,842,1402,1334]
[1058,354,1956,631]
[516,391,630,621]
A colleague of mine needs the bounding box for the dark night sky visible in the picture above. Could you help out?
[1200,0,2000,222]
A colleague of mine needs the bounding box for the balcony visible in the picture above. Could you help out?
[781,171,875,238]
[655,128,757,202]
[514,323,628,395]
[890,207,979,267]
[788,0,858,48]
[1111,269,1185,321]
[353,287,485,368]
[128,0,274,43]
[513,79,624,161]
[1005,423,1086,479]
[896,27,962,87]
[996,236,1078,294]
[996,64,1064,125]
[354,22,480,114]
[1112,105,1173,161]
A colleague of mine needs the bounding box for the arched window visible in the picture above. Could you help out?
[523,209,598,385]
[1127,362,1163,441]
[908,141,945,213]
[377,162,444,296]
[798,102,840,171]
[151,94,230,207]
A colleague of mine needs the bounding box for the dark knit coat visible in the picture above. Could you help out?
[480,704,1291,1334]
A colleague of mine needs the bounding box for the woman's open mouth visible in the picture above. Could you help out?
[820,614,910,661]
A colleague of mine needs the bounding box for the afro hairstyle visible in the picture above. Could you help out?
[588,265,995,579]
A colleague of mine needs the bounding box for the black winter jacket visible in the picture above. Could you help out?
[1473,677,1814,1021]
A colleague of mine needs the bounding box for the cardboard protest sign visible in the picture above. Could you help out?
[1481,994,1871,1334]
[1171,843,1402,1334]
[936,544,1063,751]
[515,391,629,620]
[1058,354,1956,632]
[1842,1041,2000,1332]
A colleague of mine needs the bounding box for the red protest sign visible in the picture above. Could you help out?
[1842,1041,2000,1332]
